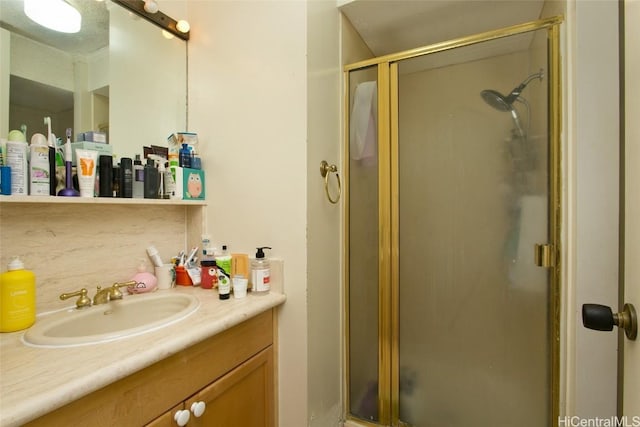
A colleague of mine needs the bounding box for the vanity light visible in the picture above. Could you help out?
[112,0,189,40]
[162,30,175,40]
[176,19,190,34]
[143,0,159,14]
[24,0,81,33]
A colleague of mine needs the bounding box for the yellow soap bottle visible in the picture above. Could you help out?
[0,257,36,332]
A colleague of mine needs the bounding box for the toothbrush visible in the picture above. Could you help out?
[185,246,198,266]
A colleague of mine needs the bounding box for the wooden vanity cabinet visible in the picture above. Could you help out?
[148,347,274,427]
[26,310,275,427]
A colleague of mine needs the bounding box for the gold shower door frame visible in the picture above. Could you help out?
[343,16,563,427]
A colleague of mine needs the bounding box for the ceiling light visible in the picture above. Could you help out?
[143,0,159,14]
[176,20,190,34]
[24,0,81,33]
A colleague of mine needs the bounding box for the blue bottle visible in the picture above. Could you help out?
[179,143,191,168]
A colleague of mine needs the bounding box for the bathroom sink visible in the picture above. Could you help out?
[23,292,199,347]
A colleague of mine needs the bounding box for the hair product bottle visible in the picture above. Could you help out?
[120,157,133,198]
[0,257,36,332]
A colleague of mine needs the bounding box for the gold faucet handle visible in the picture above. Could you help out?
[111,281,136,299]
[59,288,92,309]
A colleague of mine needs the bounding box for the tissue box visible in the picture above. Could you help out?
[171,166,205,200]
[78,131,107,143]
[70,142,113,165]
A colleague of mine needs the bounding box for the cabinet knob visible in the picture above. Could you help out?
[191,401,206,417]
[174,409,190,426]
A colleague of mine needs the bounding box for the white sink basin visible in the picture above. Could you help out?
[23,292,199,347]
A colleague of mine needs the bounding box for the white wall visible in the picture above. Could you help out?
[307,1,342,426]
[186,2,309,426]
[566,0,620,418]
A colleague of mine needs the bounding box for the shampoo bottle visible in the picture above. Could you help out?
[120,157,133,198]
[143,158,158,199]
[0,257,36,332]
[132,154,144,198]
[250,247,272,295]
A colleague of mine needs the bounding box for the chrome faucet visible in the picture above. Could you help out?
[92,281,136,305]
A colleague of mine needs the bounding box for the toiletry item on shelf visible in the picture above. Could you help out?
[232,276,248,299]
[58,134,80,197]
[98,155,113,197]
[0,164,11,195]
[218,270,231,300]
[112,165,120,197]
[156,263,175,290]
[179,143,191,168]
[250,247,272,295]
[0,257,35,332]
[215,245,232,277]
[143,158,158,199]
[200,259,218,289]
[171,166,205,200]
[44,117,57,195]
[70,142,112,165]
[75,149,98,197]
[120,157,133,198]
[127,260,158,294]
[6,136,28,195]
[201,234,213,260]
[146,245,164,267]
[133,154,144,198]
[29,133,50,196]
[147,154,168,199]
[164,161,176,199]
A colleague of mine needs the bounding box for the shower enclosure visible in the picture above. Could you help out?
[345,17,562,427]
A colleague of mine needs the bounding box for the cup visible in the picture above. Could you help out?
[156,263,176,289]
[232,276,248,299]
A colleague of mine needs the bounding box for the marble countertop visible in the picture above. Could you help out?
[0,287,286,427]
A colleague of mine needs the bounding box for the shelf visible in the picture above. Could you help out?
[0,195,207,206]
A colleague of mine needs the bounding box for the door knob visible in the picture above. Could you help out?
[582,303,637,340]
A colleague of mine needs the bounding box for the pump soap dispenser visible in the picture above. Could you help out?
[250,247,272,295]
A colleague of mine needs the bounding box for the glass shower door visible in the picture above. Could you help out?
[395,30,551,427]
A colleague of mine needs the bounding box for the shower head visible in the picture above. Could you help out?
[481,69,544,140]
[480,69,544,112]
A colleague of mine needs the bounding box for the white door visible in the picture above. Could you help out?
[623,0,639,416]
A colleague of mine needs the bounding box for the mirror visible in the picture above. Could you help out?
[0,0,187,160]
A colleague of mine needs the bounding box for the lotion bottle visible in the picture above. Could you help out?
[250,247,272,295]
[0,257,36,332]
[6,136,28,195]
[29,133,50,196]
[215,245,232,277]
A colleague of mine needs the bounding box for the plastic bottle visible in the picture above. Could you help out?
[250,247,272,295]
[215,245,232,277]
[143,158,158,199]
[6,139,28,195]
[120,157,133,198]
[29,133,50,196]
[200,259,218,289]
[132,154,144,198]
[179,143,191,168]
[217,269,230,299]
[0,257,36,332]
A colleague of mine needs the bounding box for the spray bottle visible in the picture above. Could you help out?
[148,154,170,199]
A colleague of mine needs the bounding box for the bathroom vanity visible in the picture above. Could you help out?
[0,287,285,427]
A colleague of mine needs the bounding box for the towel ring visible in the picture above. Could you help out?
[320,160,341,204]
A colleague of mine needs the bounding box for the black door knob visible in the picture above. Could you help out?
[582,303,638,340]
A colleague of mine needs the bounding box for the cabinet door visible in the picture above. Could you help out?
[145,403,186,427]
[186,347,274,427]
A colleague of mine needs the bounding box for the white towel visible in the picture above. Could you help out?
[350,81,377,163]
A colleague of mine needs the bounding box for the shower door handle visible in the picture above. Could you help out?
[582,303,637,340]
